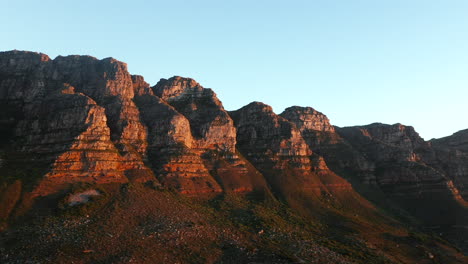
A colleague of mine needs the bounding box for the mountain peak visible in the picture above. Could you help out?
[280,106,335,132]
[152,76,203,100]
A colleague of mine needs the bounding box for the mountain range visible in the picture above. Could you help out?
[0,50,467,263]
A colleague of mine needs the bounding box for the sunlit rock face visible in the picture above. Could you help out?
[153,76,237,151]
[149,76,266,194]
[16,84,127,181]
[281,106,467,227]
[0,51,268,195]
[281,106,335,133]
[1,50,468,260]
[0,51,153,194]
[132,75,215,194]
[230,102,354,199]
[0,50,466,210]
[230,102,312,171]
[280,106,376,185]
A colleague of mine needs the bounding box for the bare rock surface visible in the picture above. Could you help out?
[431,129,468,201]
[230,102,354,200]
[0,50,468,259]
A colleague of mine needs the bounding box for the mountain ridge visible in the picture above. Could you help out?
[0,50,467,263]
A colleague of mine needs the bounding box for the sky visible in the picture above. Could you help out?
[1,0,467,139]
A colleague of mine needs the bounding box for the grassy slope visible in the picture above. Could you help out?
[0,182,466,264]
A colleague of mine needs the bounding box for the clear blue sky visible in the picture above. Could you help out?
[2,0,467,139]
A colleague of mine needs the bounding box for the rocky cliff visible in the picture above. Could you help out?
[0,51,153,196]
[1,50,466,205]
[0,51,272,196]
[431,129,468,201]
[0,50,467,257]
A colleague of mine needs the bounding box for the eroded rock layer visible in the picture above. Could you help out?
[0,51,155,192]
[230,102,354,201]
[149,77,268,194]
[280,106,377,185]
[0,50,466,214]
[1,50,468,258]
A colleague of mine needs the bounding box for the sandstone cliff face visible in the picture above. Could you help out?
[149,77,267,194]
[16,85,126,181]
[0,50,466,209]
[1,50,468,258]
[337,123,450,196]
[279,107,468,253]
[230,102,353,201]
[280,106,377,185]
[0,51,270,196]
[280,108,459,200]
[133,76,221,194]
[153,76,236,151]
[50,55,150,176]
[280,106,335,133]
[0,51,153,194]
[333,123,468,231]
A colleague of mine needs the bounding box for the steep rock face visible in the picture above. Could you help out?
[0,52,268,195]
[153,76,236,151]
[149,77,267,194]
[0,51,154,193]
[231,102,312,160]
[335,123,468,231]
[432,129,468,200]
[280,106,376,185]
[336,123,450,196]
[281,107,467,233]
[132,76,221,194]
[0,51,51,147]
[230,102,353,200]
[1,50,467,256]
[280,106,335,133]
[16,85,125,180]
[338,123,434,162]
[0,50,465,208]
[51,55,150,173]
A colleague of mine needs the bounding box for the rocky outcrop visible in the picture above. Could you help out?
[0,51,270,196]
[50,55,151,179]
[148,77,267,194]
[336,123,449,196]
[1,50,468,257]
[280,106,376,185]
[230,102,353,200]
[16,84,127,182]
[133,76,221,194]
[0,51,154,194]
[0,50,465,210]
[280,106,335,133]
[281,107,462,201]
[332,123,468,236]
[431,129,468,201]
[153,76,236,151]
[0,51,51,148]
[282,109,468,258]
